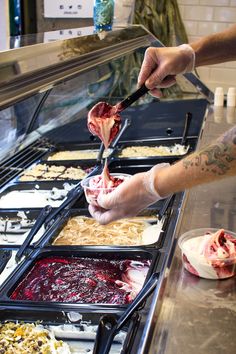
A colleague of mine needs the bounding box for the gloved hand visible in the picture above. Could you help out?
[138,44,195,97]
[88,163,170,225]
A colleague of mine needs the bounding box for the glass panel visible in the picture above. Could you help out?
[0,34,204,159]
[32,42,200,138]
[0,93,44,161]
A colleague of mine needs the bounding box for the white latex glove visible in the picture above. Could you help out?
[88,163,170,225]
[138,44,195,97]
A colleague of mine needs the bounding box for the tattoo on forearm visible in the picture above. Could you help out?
[183,142,236,175]
[183,126,236,175]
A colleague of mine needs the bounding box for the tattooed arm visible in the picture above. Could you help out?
[154,126,236,197]
[89,126,236,224]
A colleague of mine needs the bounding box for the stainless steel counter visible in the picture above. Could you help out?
[150,105,236,354]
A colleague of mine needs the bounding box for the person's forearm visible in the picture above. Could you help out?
[155,126,236,197]
[190,24,236,67]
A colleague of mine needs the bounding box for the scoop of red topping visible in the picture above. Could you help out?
[203,229,236,266]
[88,102,121,148]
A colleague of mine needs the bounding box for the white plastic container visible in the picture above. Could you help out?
[214,87,224,107]
[81,173,130,205]
[178,228,236,279]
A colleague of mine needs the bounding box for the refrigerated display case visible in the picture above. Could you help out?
[0,25,213,353]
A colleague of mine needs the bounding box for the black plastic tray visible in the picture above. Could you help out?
[35,189,178,252]
[36,208,169,250]
[42,142,114,163]
[40,191,180,252]
[112,137,197,164]
[0,306,138,354]
[14,159,100,183]
[0,209,40,225]
[0,246,35,292]
[1,247,161,311]
[0,182,78,210]
[0,209,42,247]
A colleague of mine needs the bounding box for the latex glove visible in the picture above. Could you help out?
[138,44,195,97]
[88,163,170,225]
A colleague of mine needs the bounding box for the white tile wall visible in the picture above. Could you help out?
[214,7,236,21]
[197,21,229,36]
[178,0,236,93]
[200,0,230,5]
[184,5,214,21]
[184,21,198,35]
[178,0,199,4]
[196,67,210,81]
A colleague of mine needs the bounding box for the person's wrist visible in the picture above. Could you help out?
[143,163,170,199]
[152,164,170,198]
[178,44,196,72]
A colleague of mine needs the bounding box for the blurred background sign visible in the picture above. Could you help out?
[44,0,93,18]
[43,26,94,42]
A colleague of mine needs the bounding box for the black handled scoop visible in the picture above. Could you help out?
[0,250,12,275]
[116,84,149,112]
[15,205,52,263]
[93,272,159,354]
